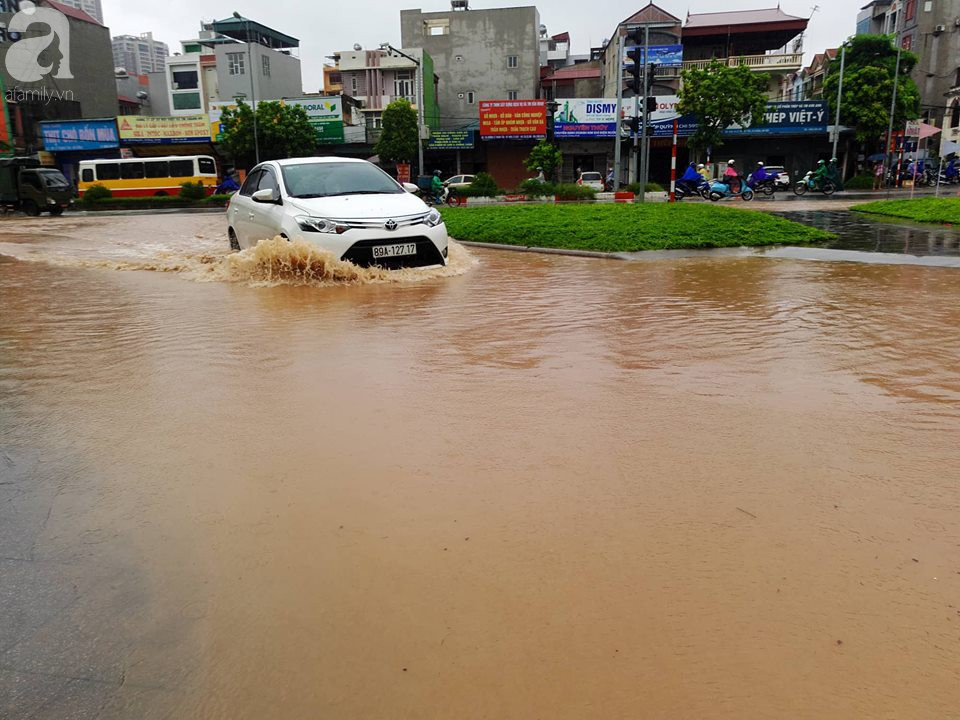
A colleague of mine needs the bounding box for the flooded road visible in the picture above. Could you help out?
[1,214,959,719]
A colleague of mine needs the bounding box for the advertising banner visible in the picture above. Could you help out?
[283,97,345,144]
[623,45,684,69]
[624,96,697,137]
[39,119,119,152]
[427,129,476,150]
[554,99,618,138]
[118,115,212,144]
[0,76,11,157]
[479,100,546,140]
[723,101,828,136]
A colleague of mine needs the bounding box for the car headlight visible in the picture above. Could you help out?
[424,209,443,227]
[295,216,347,234]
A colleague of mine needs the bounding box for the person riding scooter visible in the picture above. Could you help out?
[678,162,704,195]
[946,157,958,183]
[812,159,830,189]
[431,170,444,203]
[697,163,711,182]
[723,160,741,192]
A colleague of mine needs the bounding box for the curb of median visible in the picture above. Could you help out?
[456,240,629,260]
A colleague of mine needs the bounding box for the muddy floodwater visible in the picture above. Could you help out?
[1,214,959,719]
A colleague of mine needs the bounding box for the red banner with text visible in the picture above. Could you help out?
[479,100,547,140]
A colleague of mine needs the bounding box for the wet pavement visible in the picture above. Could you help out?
[1,214,959,719]
[777,210,960,256]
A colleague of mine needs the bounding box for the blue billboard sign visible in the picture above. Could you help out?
[554,99,618,138]
[427,129,476,150]
[39,120,120,152]
[623,44,684,69]
[724,101,829,137]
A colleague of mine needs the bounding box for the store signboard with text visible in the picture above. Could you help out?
[118,115,212,144]
[40,120,119,152]
[479,100,546,140]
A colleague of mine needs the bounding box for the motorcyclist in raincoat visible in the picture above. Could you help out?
[812,159,829,188]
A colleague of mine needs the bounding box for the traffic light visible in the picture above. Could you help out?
[646,97,658,114]
[626,47,643,94]
[646,63,658,94]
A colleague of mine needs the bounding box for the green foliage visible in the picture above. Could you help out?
[374,98,419,165]
[218,100,316,170]
[78,194,230,210]
[438,204,834,252]
[524,140,563,182]
[852,198,960,224]
[625,182,664,194]
[553,183,597,201]
[457,172,500,197]
[81,183,112,203]
[179,181,207,200]
[519,179,556,197]
[678,61,770,154]
[824,36,921,145]
[844,174,876,189]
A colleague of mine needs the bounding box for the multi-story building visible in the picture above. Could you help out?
[600,4,684,99]
[112,32,170,75]
[400,1,541,128]
[52,0,103,24]
[161,15,303,117]
[0,0,117,154]
[856,0,898,35]
[780,49,837,101]
[333,48,440,133]
[323,64,343,95]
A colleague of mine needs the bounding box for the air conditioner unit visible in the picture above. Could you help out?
[955,16,960,26]
[934,24,946,33]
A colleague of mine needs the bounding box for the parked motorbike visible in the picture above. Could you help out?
[793,171,836,196]
[708,178,754,202]
[675,177,711,200]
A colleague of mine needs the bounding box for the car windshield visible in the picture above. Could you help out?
[582,173,602,181]
[38,170,70,189]
[280,162,403,199]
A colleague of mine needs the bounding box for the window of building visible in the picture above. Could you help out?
[905,0,916,20]
[466,91,475,104]
[952,100,960,128]
[172,92,202,110]
[507,55,519,69]
[227,52,245,76]
[426,20,450,36]
[394,70,415,100]
[171,69,198,90]
[507,90,518,100]
[923,0,932,10]
[262,55,271,77]
[351,77,358,93]
[901,33,913,50]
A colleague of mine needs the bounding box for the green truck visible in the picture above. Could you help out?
[0,158,75,216]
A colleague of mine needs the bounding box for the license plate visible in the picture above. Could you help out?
[372,243,417,259]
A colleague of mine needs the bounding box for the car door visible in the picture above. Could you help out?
[230,169,261,248]
[250,167,286,242]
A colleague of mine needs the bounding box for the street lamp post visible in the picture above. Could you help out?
[831,43,846,161]
[381,43,425,177]
[233,11,260,165]
[883,9,904,185]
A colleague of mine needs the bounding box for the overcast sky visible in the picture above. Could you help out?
[102,0,863,93]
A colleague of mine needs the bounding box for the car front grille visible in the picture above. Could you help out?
[333,212,430,231]
[342,237,445,269]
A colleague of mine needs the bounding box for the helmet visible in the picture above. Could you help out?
[757,162,764,166]
[536,166,543,171]
[830,158,838,163]
[817,159,825,165]
[697,164,704,169]
[728,159,735,165]
[434,170,441,176]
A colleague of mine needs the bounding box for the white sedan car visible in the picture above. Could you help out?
[227,157,448,268]
[577,171,605,191]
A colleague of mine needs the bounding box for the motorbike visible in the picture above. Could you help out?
[423,185,458,207]
[746,172,780,196]
[793,171,836,196]
[675,177,711,200]
[708,178,754,202]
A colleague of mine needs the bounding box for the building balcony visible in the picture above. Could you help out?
[681,52,804,73]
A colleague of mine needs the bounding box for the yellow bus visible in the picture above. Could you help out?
[78,155,218,198]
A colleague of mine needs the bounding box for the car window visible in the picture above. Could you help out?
[145,161,169,178]
[169,160,194,178]
[198,157,216,175]
[121,162,145,180]
[38,170,70,189]
[257,168,279,194]
[465,176,475,182]
[448,176,462,184]
[81,168,94,183]
[21,173,42,190]
[280,162,403,199]
[96,163,120,181]
[582,172,602,181]
[239,170,262,197]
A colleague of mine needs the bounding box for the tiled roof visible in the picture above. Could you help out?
[685,8,806,28]
[542,65,602,83]
[45,0,102,26]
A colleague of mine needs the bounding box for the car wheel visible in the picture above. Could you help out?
[22,200,40,216]
[793,182,808,196]
[228,228,240,251]
[709,192,723,202]
[49,206,65,216]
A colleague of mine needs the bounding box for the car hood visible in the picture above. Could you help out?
[286,192,428,220]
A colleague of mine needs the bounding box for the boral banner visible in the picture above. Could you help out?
[479,100,546,140]
[118,115,212,144]
[284,97,344,144]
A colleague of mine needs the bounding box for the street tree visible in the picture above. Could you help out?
[823,35,920,145]
[677,61,770,156]
[524,140,563,182]
[374,98,419,168]
[218,100,316,170]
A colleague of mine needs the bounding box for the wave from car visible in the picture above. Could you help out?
[227,158,448,269]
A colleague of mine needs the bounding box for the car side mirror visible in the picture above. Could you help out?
[402,182,419,194]
[252,188,280,204]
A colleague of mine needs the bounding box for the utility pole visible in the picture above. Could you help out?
[883,9,904,185]
[831,42,846,161]
[638,26,650,203]
[613,33,625,191]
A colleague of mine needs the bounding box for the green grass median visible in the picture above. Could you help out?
[851,198,960,225]
[439,203,833,253]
